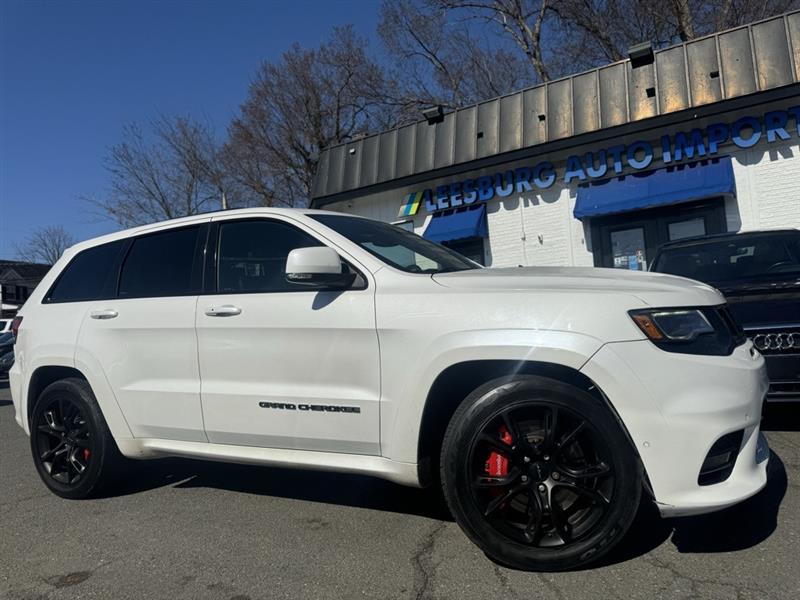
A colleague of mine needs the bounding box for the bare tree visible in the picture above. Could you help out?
[383,0,800,106]
[156,117,243,210]
[89,117,232,227]
[436,0,552,81]
[379,0,536,116]
[226,26,394,208]
[550,0,799,75]
[14,226,75,265]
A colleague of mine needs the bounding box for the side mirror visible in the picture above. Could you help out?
[285,247,356,289]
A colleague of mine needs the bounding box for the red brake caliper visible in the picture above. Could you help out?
[83,449,91,462]
[484,426,514,478]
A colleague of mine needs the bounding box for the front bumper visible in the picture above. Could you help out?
[581,339,769,517]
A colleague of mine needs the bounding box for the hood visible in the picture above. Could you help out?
[716,277,800,329]
[714,275,800,297]
[432,266,725,307]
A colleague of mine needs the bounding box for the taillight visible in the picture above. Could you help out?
[11,316,22,343]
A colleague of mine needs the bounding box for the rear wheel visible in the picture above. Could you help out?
[440,375,641,571]
[30,378,123,499]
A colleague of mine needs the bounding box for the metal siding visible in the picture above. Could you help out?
[687,37,722,106]
[359,134,379,188]
[547,79,572,140]
[719,27,756,98]
[628,61,658,121]
[433,111,455,169]
[573,72,599,134]
[656,46,689,113]
[376,129,397,183]
[454,106,477,163]
[414,121,435,174]
[477,100,499,158]
[752,18,793,90]
[598,64,628,127]
[327,144,346,195]
[499,93,522,152]
[395,124,416,178]
[790,12,800,80]
[522,86,547,146]
[342,141,362,191]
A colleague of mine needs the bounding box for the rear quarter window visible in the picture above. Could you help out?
[118,226,201,298]
[46,240,127,303]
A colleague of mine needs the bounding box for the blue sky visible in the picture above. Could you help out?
[0,0,381,259]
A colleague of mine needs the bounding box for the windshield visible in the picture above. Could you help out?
[652,233,800,284]
[310,214,480,274]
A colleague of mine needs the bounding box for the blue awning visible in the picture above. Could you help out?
[573,157,735,219]
[423,204,488,243]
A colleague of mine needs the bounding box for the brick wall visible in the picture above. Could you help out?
[730,136,800,231]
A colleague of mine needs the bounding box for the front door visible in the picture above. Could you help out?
[196,216,381,455]
[592,198,727,270]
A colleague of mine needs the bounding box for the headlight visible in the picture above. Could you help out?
[630,309,714,341]
[629,307,739,356]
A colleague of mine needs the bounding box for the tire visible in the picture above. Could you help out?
[440,375,642,571]
[29,377,124,499]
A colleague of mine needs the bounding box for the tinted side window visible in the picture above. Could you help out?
[47,240,126,303]
[217,220,323,293]
[119,226,201,298]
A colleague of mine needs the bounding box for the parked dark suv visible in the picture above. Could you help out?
[651,229,800,401]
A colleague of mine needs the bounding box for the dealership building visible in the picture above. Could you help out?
[311,12,800,270]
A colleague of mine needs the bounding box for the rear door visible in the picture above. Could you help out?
[195,215,380,454]
[76,222,208,442]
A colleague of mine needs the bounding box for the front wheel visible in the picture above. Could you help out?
[30,378,123,499]
[440,375,642,571]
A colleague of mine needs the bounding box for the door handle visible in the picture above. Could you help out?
[205,305,242,317]
[90,309,118,320]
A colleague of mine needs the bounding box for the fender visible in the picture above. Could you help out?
[16,354,73,434]
[379,328,605,464]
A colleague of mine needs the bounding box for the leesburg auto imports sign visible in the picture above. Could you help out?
[397,106,800,217]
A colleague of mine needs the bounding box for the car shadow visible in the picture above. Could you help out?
[105,457,454,521]
[101,447,787,570]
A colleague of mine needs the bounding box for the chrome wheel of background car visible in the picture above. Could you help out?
[33,396,93,486]
[468,403,614,548]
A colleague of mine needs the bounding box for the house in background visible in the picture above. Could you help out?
[0,260,51,318]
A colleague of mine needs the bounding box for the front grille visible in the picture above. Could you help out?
[747,326,800,355]
[698,430,744,486]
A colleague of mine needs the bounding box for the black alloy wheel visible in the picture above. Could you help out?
[34,395,94,485]
[30,378,123,499]
[468,402,614,548]
[441,375,642,571]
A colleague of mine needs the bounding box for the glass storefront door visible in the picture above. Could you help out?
[592,198,726,270]
[610,227,648,270]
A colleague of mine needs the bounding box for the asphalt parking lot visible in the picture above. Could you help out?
[1,378,798,600]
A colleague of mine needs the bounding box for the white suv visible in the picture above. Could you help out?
[9,208,769,570]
